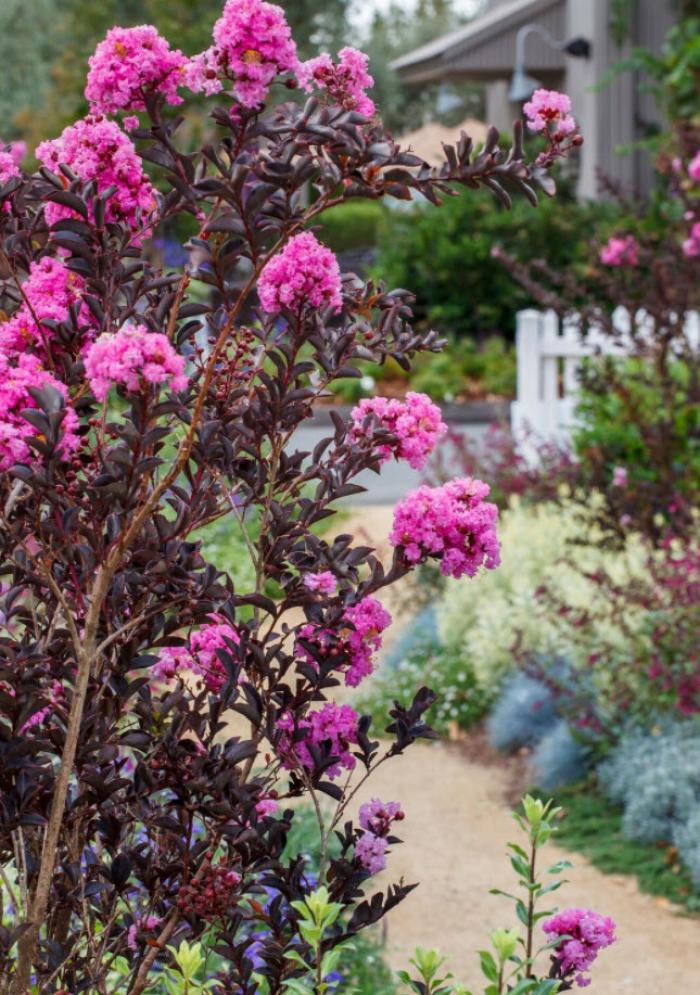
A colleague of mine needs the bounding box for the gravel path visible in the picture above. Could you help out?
[357,740,700,993]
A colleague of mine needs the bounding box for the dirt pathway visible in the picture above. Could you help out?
[355,740,700,993]
[339,506,700,992]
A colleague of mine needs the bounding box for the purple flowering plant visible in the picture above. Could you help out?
[0,2,580,992]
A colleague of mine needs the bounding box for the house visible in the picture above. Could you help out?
[392,0,677,199]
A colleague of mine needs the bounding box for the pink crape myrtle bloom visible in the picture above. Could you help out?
[359,798,404,836]
[84,324,188,401]
[349,391,447,470]
[127,915,162,951]
[0,151,20,186]
[612,466,628,488]
[600,234,639,267]
[390,478,500,579]
[0,353,80,471]
[154,620,241,693]
[689,151,700,183]
[255,796,279,817]
[277,701,359,779]
[683,221,700,259]
[86,25,188,117]
[523,89,577,137]
[0,257,93,355]
[303,571,337,596]
[185,0,298,108]
[543,908,616,988]
[19,680,64,735]
[257,232,342,314]
[36,116,155,238]
[355,831,388,875]
[298,47,375,117]
[296,595,391,687]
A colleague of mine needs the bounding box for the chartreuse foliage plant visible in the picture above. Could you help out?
[0,1,584,990]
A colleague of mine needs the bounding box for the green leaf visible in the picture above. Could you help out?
[478,950,498,982]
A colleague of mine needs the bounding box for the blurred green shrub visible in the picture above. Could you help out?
[316,201,386,254]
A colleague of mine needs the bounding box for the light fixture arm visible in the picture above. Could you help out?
[514,22,567,70]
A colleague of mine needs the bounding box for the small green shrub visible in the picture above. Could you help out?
[316,201,386,254]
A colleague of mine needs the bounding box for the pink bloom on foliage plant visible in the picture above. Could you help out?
[683,221,700,259]
[303,571,337,596]
[296,595,391,687]
[543,908,616,988]
[154,620,241,693]
[36,116,155,238]
[390,478,500,579]
[0,353,80,472]
[600,234,639,267]
[86,25,188,117]
[127,915,162,951]
[84,324,187,401]
[688,151,700,183]
[185,0,298,108]
[0,151,20,186]
[523,89,577,137]
[612,466,628,488]
[277,702,359,779]
[298,47,375,117]
[359,798,404,835]
[355,831,388,875]
[255,796,279,817]
[257,232,342,314]
[0,257,93,356]
[349,391,447,470]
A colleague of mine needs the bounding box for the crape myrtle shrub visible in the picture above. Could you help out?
[0,3,578,992]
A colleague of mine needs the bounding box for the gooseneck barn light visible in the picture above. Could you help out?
[508,23,591,103]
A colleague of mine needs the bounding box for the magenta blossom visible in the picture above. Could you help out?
[36,116,155,239]
[298,47,375,117]
[185,0,298,108]
[257,232,342,314]
[543,908,616,988]
[683,221,700,259]
[86,25,188,116]
[127,915,162,951]
[689,151,700,183]
[295,595,391,687]
[390,478,500,579]
[277,702,359,779]
[349,391,447,470]
[303,571,338,596]
[600,234,639,267]
[0,150,20,187]
[523,89,577,137]
[355,832,388,875]
[84,325,188,401]
[0,353,81,472]
[154,620,241,693]
[612,466,628,488]
[359,798,404,836]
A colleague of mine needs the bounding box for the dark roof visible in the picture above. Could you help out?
[392,0,566,83]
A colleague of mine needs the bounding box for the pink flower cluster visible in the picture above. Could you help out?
[543,908,616,988]
[349,392,447,470]
[127,915,162,951]
[278,702,359,779]
[84,324,187,401]
[257,232,342,315]
[600,234,639,267]
[86,25,188,117]
[683,221,700,259]
[298,47,375,118]
[154,621,241,693]
[19,680,64,735]
[0,353,80,471]
[185,0,298,108]
[0,152,19,186]
[0,257,92,355]
[523,89,577,137]
[390,478,500,579]
[36,116,155,237]
[689,151,700,183]
[303,571,337,595]
[296,595,392,687]
[355,798,404,875]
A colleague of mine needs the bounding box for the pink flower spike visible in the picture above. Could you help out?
[390,478,500,579]
[298,47,375,117]
[86,25,188,116]
[349,392,447,470]
[303,571,337,596]
[543,908,616,988]
[523,89,577,136]
[257,232,342,314]
[84,325,188,401]
[600,234,639,267]
[277,702,359,779]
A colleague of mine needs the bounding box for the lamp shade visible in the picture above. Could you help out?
[508,67,541,103]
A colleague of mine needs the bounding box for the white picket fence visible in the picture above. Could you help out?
[511,307,700,446]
